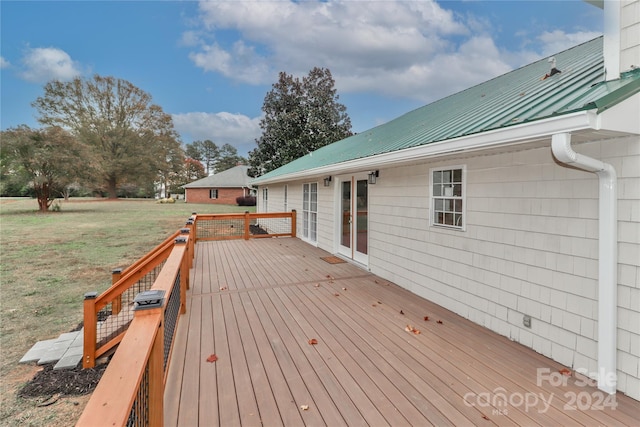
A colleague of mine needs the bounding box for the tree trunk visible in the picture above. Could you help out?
[36,183,51,212]
[107,175,118,199]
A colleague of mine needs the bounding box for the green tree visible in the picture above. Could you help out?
[216,143,246,172]
[2,125,94,211]
[249,67,352,176]
[32,75,183,198]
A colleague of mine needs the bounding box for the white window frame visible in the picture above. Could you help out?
[262,187,268,212]
[284,184,288,212]
[430,165,466,230]
[302,182,318,243]
[209,189,218,199]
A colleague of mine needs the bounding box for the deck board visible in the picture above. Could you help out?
[164,238,639,426]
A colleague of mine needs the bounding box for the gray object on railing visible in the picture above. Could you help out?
[133,290,165,310]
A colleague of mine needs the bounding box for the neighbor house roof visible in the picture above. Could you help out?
[252,37,640,185]
[183,165,253,188]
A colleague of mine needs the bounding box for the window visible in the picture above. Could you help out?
[284,185,288,212]
[431,166,465,229]
[302,183,318,242]
[262,188,268,212]
[209,189,218,199]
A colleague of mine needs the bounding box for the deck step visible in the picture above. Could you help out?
[20,330,84,370]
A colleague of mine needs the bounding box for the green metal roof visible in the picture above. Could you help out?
[253,37,640,184]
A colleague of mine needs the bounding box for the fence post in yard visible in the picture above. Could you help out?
[111,268,123,315]
[291,209,297,238]
[244,211,251,240]
[83,292,98,369]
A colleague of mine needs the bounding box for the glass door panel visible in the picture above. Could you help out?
[341,180,351,248]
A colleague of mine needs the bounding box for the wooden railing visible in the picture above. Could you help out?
[77,211,295,426]
[194,210,296,241]
[77,234,189,426]
[82,229,184,368]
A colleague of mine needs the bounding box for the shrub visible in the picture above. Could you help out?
[236,196,256,206]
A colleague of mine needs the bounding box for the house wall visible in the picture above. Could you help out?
[621,0,640,72]
[254,134,640,399]
[185,187,248,205]
[367,135,640,400]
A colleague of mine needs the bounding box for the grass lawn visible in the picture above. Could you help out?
[0,197,254,426]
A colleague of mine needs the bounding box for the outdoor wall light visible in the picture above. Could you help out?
[323,176,332,187]
[368,170,379,184]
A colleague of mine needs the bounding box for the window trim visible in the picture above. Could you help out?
[302,182,318,243]
[429,165,466,231]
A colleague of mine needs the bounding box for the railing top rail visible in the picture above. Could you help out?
[76,312,160,426]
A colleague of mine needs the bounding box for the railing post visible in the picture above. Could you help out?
[148,316,164,426]
[83,292,98,369]
[291,209,297,238]
[111,268,123,315]
[133,290,165,426]
[185,219,195,266]
[190,213,197,243]
[176,235,189,305]
[244,211,250,240]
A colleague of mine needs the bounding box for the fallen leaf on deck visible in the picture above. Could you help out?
[424,316,430,321]
[334,293,340,296]
[314,283,320,287]
[559,368,572,376]
[206,354,218,363]
[219,286,227,291]
[342,287,347,291]
[437,320,443,324]
[308,338,318,345]
[300,405,309,411]
[326,275,334,280]
[400,310,404,315]
[372,304,377,307]
[405,325,421,334]
[482,414,490,420]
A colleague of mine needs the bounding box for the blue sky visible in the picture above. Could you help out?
[1,1,603,157]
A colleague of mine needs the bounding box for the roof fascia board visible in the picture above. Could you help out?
[254,110,597,185]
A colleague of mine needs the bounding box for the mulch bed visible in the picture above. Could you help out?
[18,363,107,399]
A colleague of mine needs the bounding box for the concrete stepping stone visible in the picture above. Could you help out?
[19,338,58,364]
[19,330,84,369]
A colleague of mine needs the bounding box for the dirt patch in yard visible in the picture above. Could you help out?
[18,363,107,399]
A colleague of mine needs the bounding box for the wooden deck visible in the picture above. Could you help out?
[164,238,639,426]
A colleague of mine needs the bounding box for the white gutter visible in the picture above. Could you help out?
[254,110,598,185]
[551,132,618,395]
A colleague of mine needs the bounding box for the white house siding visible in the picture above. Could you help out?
[621,0,640,73]
[367,135,640,400]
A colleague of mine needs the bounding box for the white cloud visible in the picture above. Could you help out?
[188,0,476,93]
[0,56,10,69]
[172,111,262,156]
[20,47,82,83]
[537,30,601,56]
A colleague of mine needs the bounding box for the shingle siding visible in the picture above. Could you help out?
[364,135,639,400]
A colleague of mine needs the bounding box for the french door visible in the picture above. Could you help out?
[337,174,368,265]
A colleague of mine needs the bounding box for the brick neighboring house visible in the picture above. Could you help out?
[183,165,254,205]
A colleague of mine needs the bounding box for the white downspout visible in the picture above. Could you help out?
[551,132,618,395]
